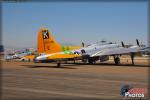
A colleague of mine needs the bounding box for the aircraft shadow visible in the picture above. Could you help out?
[21,63,149,69]
[21,65,77,69]
[64,62,150,67]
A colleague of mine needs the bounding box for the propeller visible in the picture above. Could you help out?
[82,42,85,47]
[121,41,125,47]
[136,39,140,47]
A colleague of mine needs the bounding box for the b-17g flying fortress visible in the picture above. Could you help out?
[1,1,150,100]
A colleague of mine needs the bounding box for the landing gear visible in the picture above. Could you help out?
[88,57,97,64]
[82,55,89,63]
[88,58,94,64]
[73,59,76,64]
[57,59,61,67]
[114,56,120,65]
[130,53,135,65]
[57,63,61,67]
[82,59,87,63]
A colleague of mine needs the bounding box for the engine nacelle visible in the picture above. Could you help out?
[99,56,109,62]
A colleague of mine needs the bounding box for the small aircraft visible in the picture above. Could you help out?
[34,28,150,67]
[5,51,33,61]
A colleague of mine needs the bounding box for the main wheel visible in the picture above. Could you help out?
[88,58,94,64]
[114,56,120,65]
[82,59,87,63]
[57,63,61,67]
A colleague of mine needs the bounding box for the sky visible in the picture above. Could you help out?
[2,2,148,48]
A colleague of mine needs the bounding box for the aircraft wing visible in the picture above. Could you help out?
[91,46,150,57]
[35,52,81,61]
[47,53,81,59]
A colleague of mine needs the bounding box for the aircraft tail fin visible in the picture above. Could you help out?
[37,28,62,54]
[136,39,140,47]
[121,41,125,47]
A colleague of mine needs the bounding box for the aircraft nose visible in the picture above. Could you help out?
[34,55,47,62]
[33,56,39,63]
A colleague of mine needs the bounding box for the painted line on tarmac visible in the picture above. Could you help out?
[2,86,116,98]
[2,73,147,85]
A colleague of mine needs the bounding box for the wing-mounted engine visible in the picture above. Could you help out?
[99,55,109,62]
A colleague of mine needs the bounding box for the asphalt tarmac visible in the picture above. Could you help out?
[1,57,150,100]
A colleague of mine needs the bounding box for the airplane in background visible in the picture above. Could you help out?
[34,28,150,67]
[5,51,34,61]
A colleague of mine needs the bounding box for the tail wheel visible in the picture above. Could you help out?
[57,63,61,67]
[28,59,31,62]
[22,59,25,62]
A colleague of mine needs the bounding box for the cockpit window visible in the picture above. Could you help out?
[74,51,79,55]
